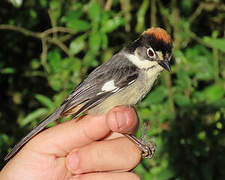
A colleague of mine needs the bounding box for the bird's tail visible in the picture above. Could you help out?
[4,105,65,161]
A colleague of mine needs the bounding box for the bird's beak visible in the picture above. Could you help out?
[158,59,171,72]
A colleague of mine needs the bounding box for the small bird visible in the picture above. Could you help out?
[5,27,173,161]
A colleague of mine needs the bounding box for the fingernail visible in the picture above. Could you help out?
[108,107,131,131]
[109,111,119,131]
[68,151,79,170]
[116,111,128,130]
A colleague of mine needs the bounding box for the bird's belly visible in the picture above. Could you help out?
[88,84,139,114]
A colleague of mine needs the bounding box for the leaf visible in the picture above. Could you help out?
[8,0,23,8]
[174,93,191,107]
[30,9,37,18]
[61,10,83,23]
[197,131,206,140]
[185,45,214,80]
[49,74,63,91]
[49,1,62,21]
[66,19,90,32]
[139,108,152,119]
[203,85,225,101]
[155,168,176,180]
[101,16,125,33]
[176,67,191,89]
[145,86,167,104]
[35,94,54,109]
[101,33,108,49]
[69,37,85,55]
[89,31,101,52]
[87,1,101,24]
[20,108,48,126]
[48,50,61,73]
[30,59,41,69]
[0,67,15,74]
[62,57,82,72]
[204,37,225,53]
[39,0,47,7]
[0,134,10,146]
[135,0,149,33]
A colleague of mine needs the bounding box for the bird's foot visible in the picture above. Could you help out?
[124,134,156,159]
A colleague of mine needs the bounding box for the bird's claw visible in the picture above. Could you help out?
[124,134,156,159]
[141,142,156,159]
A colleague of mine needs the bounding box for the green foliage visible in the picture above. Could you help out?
[0,0,225,179]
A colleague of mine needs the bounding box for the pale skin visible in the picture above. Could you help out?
[0,106,142,180]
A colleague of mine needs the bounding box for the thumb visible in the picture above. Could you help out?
[22,106,138,157]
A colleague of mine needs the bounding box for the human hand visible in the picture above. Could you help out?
[0,106,141,180]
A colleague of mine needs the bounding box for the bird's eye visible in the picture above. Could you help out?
[147,48,155,58]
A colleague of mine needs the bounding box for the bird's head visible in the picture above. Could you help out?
[125,27,173,72]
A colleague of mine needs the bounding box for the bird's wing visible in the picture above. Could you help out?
[61,53,139,115]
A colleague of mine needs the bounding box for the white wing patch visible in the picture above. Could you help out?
[101,80,117,92]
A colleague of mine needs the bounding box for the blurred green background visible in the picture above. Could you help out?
[0,0,225,179]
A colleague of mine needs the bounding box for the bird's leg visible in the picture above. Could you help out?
[124,134,156,159]
[124,122,156,160]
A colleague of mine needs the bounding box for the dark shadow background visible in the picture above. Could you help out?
[0,1,225,179]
